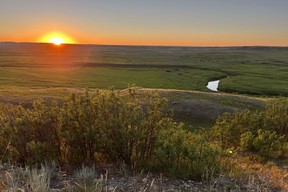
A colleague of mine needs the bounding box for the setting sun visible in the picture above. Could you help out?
[49,37,65,46]
[39,32,75,45]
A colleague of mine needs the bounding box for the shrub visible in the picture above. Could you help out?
[59,87,221,178]
[263,99,288,138]
[211,98,288,160]
[211,110,261,149]
[59,90,103,165]
[59,88,172,167]
[155,122,221,179]
[253,129,285,159]
[239,131,254,152]
[0,101,61,165]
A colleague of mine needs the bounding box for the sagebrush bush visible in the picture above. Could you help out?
[263,99,288,138]
[60,88,172,167]
[211,98,288,160]
[155,121,221,179]
[252,129,285,159]
[211,110,261,149]
[0,101,61,165]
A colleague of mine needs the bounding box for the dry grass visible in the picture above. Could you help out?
[240,161,288,191]
[220,156,288,191]
[0,162,287,191]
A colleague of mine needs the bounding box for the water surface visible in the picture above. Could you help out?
[207,80,220,91]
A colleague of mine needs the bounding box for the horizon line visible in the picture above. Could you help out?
[1,41,288,48]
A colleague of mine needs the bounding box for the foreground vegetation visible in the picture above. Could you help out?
[0,88,220,179]
[212,99,288,161]
[0,87,287,191]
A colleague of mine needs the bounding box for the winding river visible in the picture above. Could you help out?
[207,76,229,91]
[207,80,220,91]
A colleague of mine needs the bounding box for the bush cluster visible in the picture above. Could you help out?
[211,99,288,160]
[155,123,221,179]
[0,87,220,179]
[2,87,287,178]
[0,101,60,164]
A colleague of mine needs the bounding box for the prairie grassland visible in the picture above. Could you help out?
[0,66,224,90]
[1,43,288,96]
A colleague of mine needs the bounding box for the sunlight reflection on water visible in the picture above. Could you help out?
[207,80,220,91]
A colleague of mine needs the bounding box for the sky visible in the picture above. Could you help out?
[1,0,288,46]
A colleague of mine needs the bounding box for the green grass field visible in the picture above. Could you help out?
[0,66,225,90]
[1,43,288,96]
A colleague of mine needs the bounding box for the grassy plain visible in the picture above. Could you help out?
[1,43,288,96]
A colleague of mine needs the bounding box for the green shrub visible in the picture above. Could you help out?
[253,129,285,159]
[239,131,254,152]
[211,110,261,149]
[263,99,288,138]
[59,87,222,179]
[212,98,288,160]
[59,91,103,165]
[240,129,285,159]
[155,122,221,179]
[0,101,60,165]
[59,88,172,167]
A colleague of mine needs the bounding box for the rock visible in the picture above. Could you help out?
[142,178,148,183]
[183,182,190,188]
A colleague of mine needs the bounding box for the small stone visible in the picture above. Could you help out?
[142,178,148,183]
[183,182,190,188]
[51,189,61,192]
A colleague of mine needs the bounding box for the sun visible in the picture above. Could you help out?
[39,32,75,45]
[49,37,65,46]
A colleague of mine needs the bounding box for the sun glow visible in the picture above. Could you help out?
[49,37,65,46]
[39,32,75,45]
